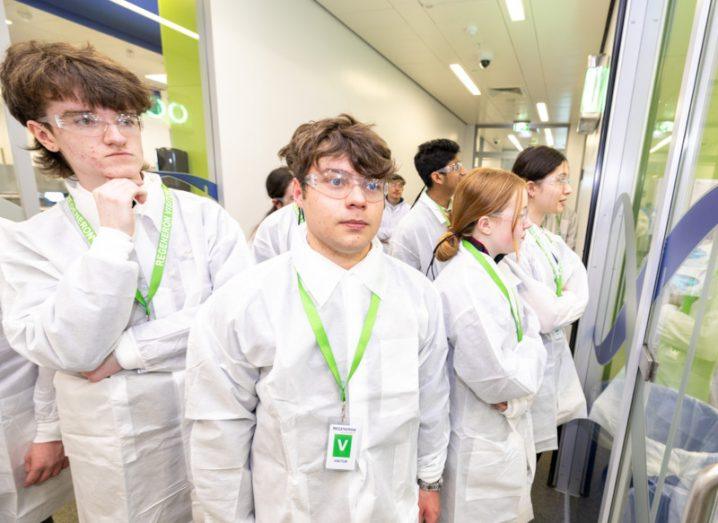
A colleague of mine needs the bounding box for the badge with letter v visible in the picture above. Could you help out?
[326,424,360,470]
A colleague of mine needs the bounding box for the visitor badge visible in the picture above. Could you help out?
[325,423,359,471]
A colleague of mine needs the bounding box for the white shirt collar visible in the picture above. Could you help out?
[291,233,387,307]
[63,172,166,231]
[419,191,449,226]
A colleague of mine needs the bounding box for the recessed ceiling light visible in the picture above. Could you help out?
[449,64,480,96]
[5,19,12,25]
[536,102,549,122]
[544,128,554,147]
[145,73,167,85]
[508,134,523,151]
[505,0,525,21]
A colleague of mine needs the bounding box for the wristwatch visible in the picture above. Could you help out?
[417,477,443,491]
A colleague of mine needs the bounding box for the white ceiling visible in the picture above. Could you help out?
[3,0,166,88]
[317,0,611,134]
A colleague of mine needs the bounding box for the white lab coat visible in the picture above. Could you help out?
[0,172,252,522]
[378,198,410,244]
[186,234,450,522]
[251,202,306,263]
[0,310,74,523]
[502,224,588,452]
[389,192,449,280]
[434,244,547,523]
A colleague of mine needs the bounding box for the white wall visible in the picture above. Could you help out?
[206,0,473,234]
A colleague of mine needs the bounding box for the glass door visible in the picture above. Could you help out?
[595,0,718,520]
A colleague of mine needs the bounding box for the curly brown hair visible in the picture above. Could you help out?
[278,114,395,184]
[0,41,151,178]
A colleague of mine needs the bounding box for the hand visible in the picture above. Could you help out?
[418,489,440,523]
[93,178,147,236]
[493,402,508,412]
[23,441,69,487]
[81,352,123,382]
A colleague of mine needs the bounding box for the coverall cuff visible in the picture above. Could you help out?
[88,227,134,261]
[417,468,443,484]
[114,331,144,370]
[33,419,62,443]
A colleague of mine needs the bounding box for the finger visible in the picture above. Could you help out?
[62,457,70,469]
[24,453,31,473]
[133,187,148,203]
[37,467,53,485]
[24,466,41,487]
[50,462,63,477]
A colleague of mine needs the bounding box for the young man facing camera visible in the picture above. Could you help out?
[389,139,465,279]
[377,173,410,244]
[187,114,450,522]
[0,42,251,521]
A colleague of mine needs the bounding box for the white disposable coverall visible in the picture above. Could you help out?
[434,244,547,523]
[389,191,449,280]
[186,234,450,522]
[251,202,305,263]
[0,173,252,522]
[502,224,588,452]
[378,198,410,244]
[0,311,73,523]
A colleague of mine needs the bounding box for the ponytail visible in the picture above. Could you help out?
[435,231,460,262]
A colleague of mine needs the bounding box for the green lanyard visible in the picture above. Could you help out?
[297,274,380,418]
[528,226,564,296]
[462,240,523,342]
[66,184,173,319]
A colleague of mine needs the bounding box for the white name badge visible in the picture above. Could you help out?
[325,423,360,471]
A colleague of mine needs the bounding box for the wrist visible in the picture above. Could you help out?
[418,477,443,491]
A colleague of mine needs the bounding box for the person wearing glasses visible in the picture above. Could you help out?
[433,168,546,523]
[251,166,306,263]
[501,146,588,458]
[390,139,465,280]
[186,114,450,522]
[377,174,410,244]
[0,41,252,521]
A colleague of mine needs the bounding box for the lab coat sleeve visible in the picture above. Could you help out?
[416,284,450,483]
[115,206,253,372]
[0,226,139,372]
[504,245,589,333]
[501,395,533,419]
[449,299,546,406]
[32,367,61,443]
[186,286,263,523]
[389,229,421,270]
[251,214,279,264]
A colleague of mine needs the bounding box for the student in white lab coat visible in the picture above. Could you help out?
[187,114,451,522]
[377,174,410,244]
[390,139,466,279]
[0,42,251,522]
[251,198,306,263]
[433,168,547,523]
[501,146,588,455]
[0,227,74,523]
[249,166,295,243]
